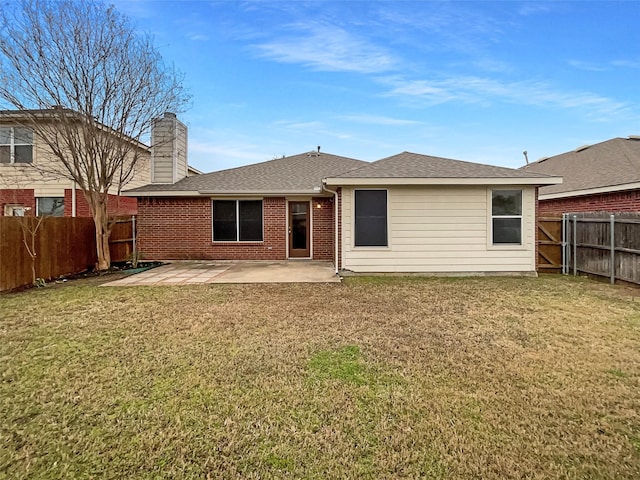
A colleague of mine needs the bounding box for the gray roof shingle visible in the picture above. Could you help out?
[520,137,640,195]
[127,151,368,194]
[333,151,555,179]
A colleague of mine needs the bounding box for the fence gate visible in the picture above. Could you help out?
[108,216,136,263]
[537,216,562,273]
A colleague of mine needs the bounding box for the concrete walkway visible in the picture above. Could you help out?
[102,260,340,286]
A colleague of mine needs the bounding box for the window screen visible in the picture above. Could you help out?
[354,190,387,247]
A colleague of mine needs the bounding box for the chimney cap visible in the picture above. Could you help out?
[164,112,177,118]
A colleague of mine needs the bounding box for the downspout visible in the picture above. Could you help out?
[72,181,77,217]
[321,182,339,275]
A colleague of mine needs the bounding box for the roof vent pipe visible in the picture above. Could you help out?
[317,146,321,153]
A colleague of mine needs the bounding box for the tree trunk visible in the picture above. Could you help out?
[87,191,111,271]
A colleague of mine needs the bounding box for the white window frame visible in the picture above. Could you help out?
[211,198,264,243]
[4,204,26,216]
[353,188,390,249]
[487,188,525,249]
[0,126,34,164]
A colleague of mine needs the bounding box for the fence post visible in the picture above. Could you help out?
[610,214,615,285]
[132,215,137,261]
[573,215,577,276]
[561,213,566,275]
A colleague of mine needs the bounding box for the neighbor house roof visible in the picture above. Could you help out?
[126,151,368,196]
[520,137,640,199]
[325,151,561,186]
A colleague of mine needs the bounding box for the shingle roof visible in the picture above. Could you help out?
[127,151,368,194]
[520,137,640,195]
[333,151,555,179]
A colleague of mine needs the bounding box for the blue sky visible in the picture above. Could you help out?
[114,0,640,172]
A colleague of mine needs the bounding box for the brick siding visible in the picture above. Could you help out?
[539,189,640,215]
[1,188,136,217]
[0,189,36,215]
[64,189,138,217]
[137,196,336,261]
[311,197,334,260]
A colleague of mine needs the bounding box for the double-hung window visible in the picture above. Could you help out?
[212,200,263,242]
[0,127,33,164]
[491,190,522,245]
[354,189,388,247]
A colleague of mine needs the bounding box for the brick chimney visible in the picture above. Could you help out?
[151,112,188,184]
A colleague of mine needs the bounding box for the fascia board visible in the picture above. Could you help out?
[124,189,329,197]
[323,177,563,186]
[540,182,640,200]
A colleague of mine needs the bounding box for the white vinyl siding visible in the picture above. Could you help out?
[150,119,174,184]
[151,114,187,184]
[175,122,188,181]
[341,185,536,273]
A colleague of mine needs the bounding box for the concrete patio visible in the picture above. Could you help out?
[102,260,340,286]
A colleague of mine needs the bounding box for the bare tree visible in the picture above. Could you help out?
[0,0,189,270]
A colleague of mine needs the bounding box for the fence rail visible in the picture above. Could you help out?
[563,212,640,285]
[0,215,136,292]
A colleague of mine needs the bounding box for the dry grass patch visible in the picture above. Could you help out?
[1,275,639,479]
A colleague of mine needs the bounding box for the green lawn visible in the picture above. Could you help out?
[1,275,639,479]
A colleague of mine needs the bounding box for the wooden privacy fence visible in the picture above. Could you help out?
[563,212,640,285]
[0,216,136,292]
[0,216,96,291]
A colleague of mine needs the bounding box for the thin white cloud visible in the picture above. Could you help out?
[381,77,464,105]
[383,75,632,119]
[186,33,209,41]
[273,120,326,130]
[111,0,156,19]
[517,2,559,16]
[253,22,397,74]
[568,60,608,72]
[338,114,422,126]
[611,59,640,69]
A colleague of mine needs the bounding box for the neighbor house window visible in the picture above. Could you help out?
[212,200,263,242]
[37,197,64,217]
[0,127,33,164]
[491,190,522,244]
[354,189,387,247]
[4,204,26,216]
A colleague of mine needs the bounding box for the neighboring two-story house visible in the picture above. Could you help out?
[0,109,199,217]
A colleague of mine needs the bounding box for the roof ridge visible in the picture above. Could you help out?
[195,151,365,177]
[393,150,523,172]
